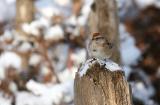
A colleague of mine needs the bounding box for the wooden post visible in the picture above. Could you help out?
[74,59,132,105]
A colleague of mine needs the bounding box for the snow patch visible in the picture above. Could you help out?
[40,66,51,76]
[58,67,77,82]
[79,58,122,77]
[0,93,12,105]
[131,81,155,105]
[9,81,18,93]
[123,66,132,79]
[120,24,141,65]
[26,80,73,105]
[44,25,64,41]
[135,0,156,8]
[29,53,42,66]
[71,48,86,66]
[0,67,5,79]
[16,91,52,105]
[17,41,32,52]
[1,30,14,41]
[54,0,71,6]
[0,52,22,70]
[21,18,50,37]
[38,6,60,19]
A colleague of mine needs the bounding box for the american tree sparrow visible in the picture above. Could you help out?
[88,33,114,60]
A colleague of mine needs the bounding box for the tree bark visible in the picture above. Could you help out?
[16,0,34,26]
[88,0,121,63]
[74,62,132,105]
[15,0,35,39]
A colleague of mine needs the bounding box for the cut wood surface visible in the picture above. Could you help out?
[74,59,132,105]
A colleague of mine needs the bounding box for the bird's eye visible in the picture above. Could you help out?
[107,43,113,49]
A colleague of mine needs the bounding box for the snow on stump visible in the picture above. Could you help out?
[74,58,132,105]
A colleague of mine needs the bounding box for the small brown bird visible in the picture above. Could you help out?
[88,33,114,60]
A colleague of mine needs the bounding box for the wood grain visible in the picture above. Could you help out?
[74,62,132,105]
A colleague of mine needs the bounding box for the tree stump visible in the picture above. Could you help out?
[74,59,132,105]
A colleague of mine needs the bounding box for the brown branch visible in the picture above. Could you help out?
[37,38,60,83]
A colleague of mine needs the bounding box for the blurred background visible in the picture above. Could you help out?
[0,0,159,105]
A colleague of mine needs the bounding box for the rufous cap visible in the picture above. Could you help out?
[92,32,100,38]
